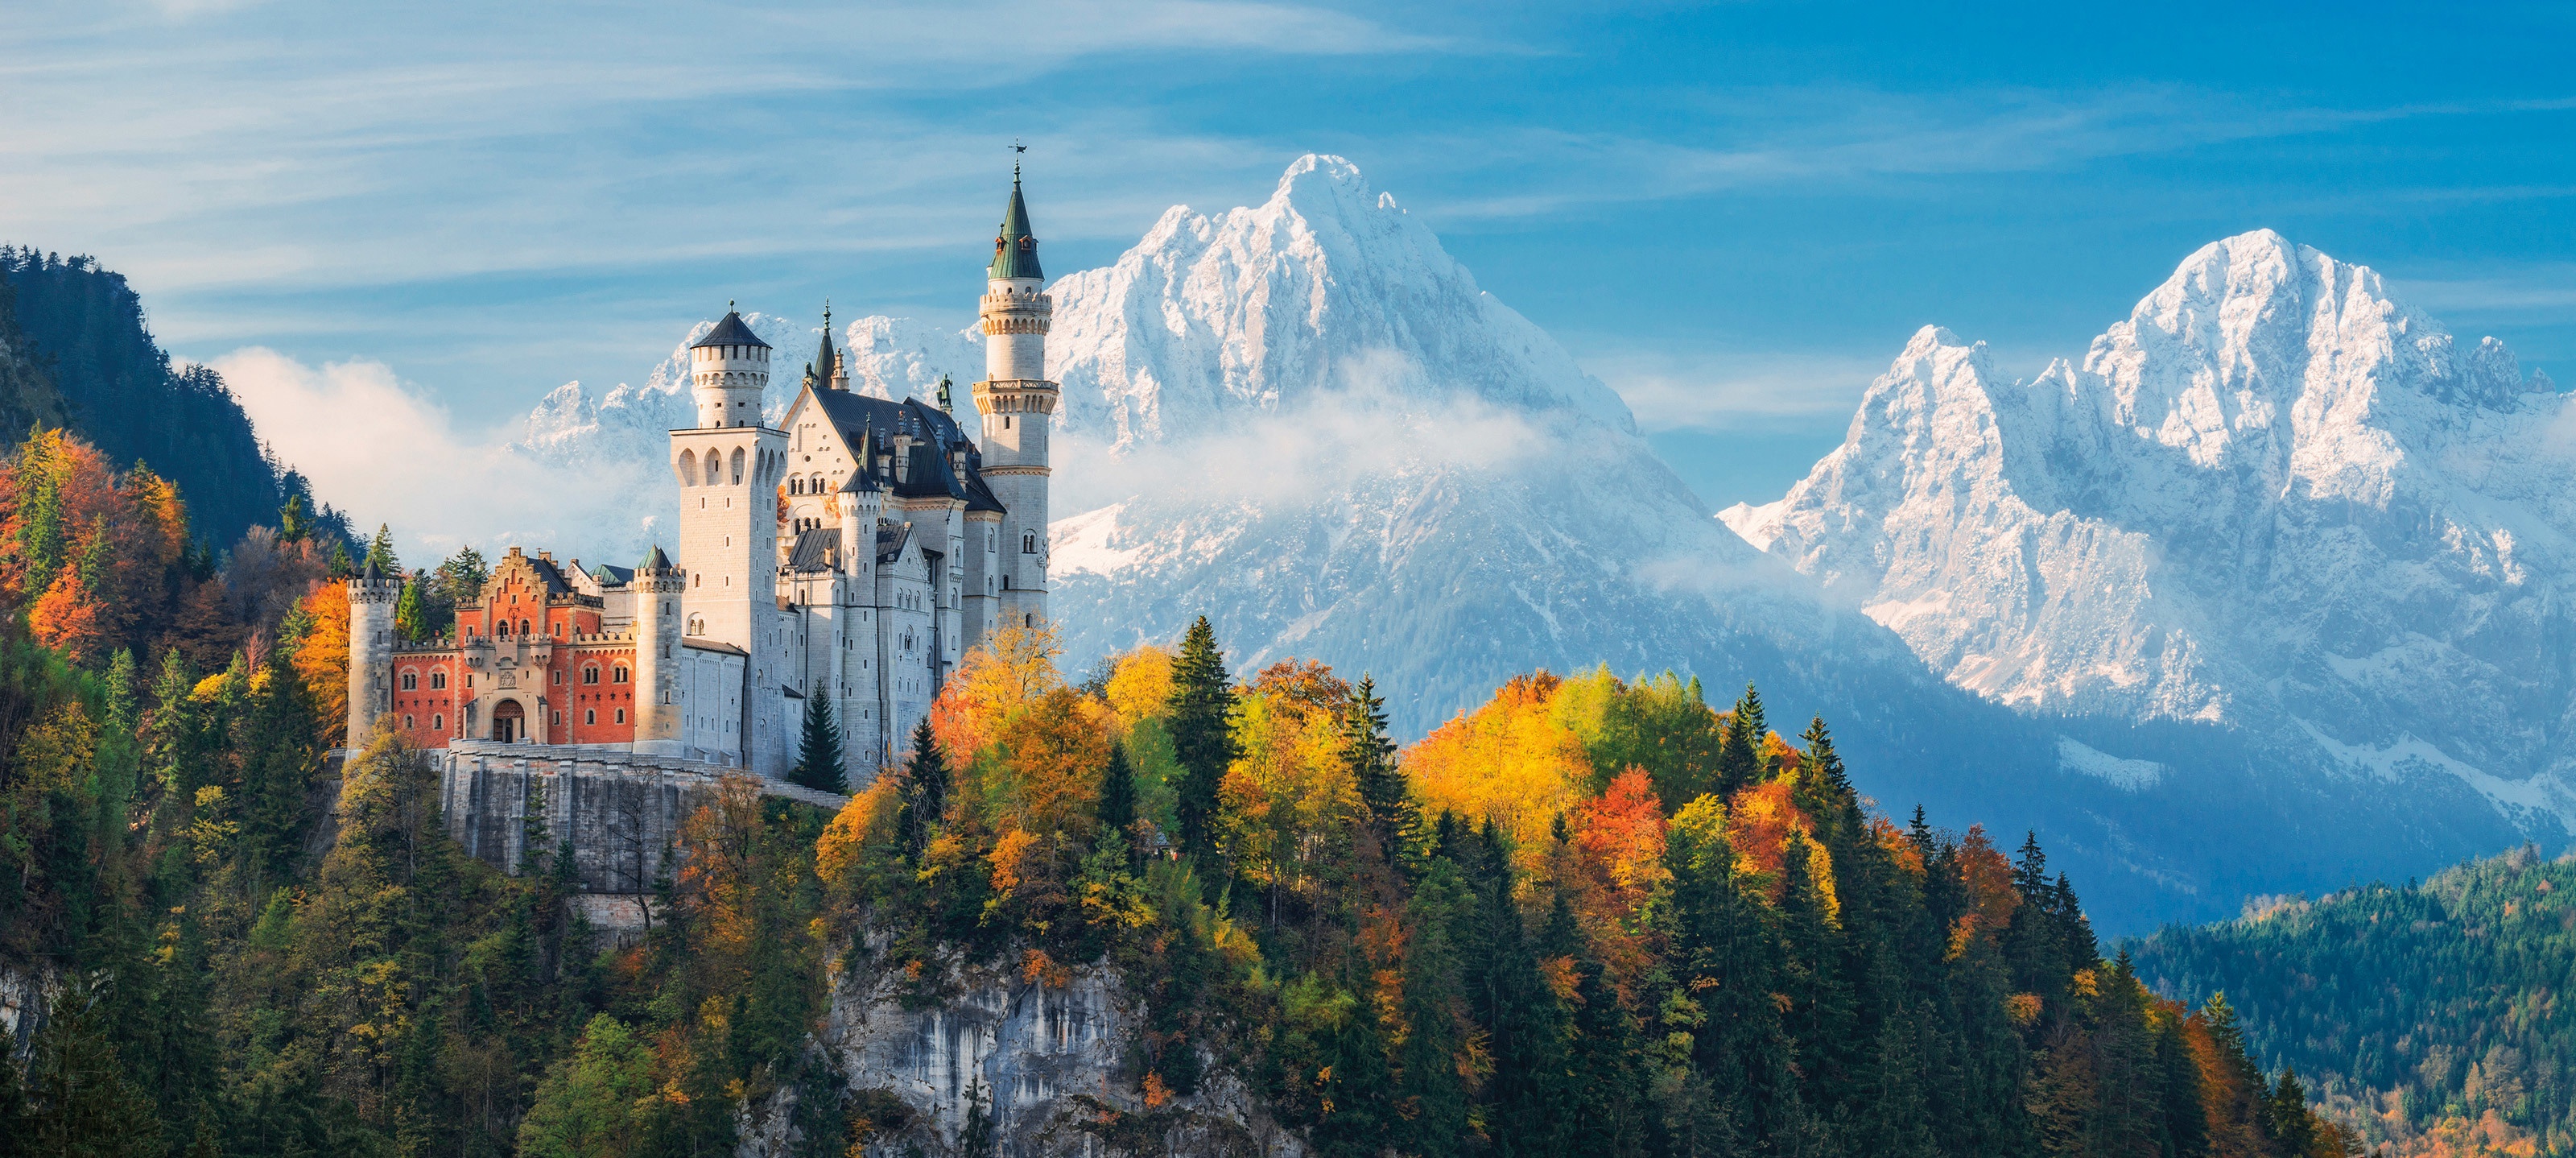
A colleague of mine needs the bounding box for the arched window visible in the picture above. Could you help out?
[790,477,803,495]
[1023,531,1037,553]
[430,671,447,689]
[432,713,443,730]
[518,619,531,635]
[679,449,696,484]
[585,709,597,725]
[400,671,418,690]
[704,453,720,486]
[614,708,625,724]
[583,665,600,684]
[496,619,510,637]
[730,448,745,484]
[613,665,627,683]
[404,714,415,730]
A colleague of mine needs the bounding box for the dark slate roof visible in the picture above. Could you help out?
[787,527,840,573]
[523,556,573,596]
[808,391,993,507]
[990,175,1042,281]
[691,310,770,350]
[589,564,634,586]
[683,639,748,656]
[959,443,1004,514]
[875,522,910,565]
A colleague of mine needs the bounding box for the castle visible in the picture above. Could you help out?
[345,172,1057,787]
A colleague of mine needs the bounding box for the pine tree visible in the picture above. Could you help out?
[1097,738,1137,844]
[22,970,165,1157]
[1715,682,1768,796]
[327,539,355,579]
[897,718,948,858]
[1167,615,1236,860]
[1397,860,1472,1158]
[1460,819,1571,1154]
[1344,674,1418,871]
[364,522,398,574]
[277,493,309,541]
[790,694,846,795]
[394,577,431,643]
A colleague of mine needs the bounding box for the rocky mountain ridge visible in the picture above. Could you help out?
[1726,230,2576,835]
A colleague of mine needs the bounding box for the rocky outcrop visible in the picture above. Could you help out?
[741,945,1300,1157]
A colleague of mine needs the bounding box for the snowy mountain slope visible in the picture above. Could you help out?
[519,312,980,560]
[1726,230,2576,836]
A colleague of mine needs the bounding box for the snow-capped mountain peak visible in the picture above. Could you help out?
[1735,227,2576,830]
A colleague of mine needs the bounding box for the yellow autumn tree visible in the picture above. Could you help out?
[1401,672,1591,877]
[1219,680,1361,913]
[931,620,1063,763]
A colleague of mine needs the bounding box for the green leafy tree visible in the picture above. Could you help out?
[790,694,846,795]
[518,1014,659,1158]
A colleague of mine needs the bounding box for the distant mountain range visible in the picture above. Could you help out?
[518,159,2559,931]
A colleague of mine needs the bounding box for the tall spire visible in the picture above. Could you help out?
[806,300,836,390]
[989,156,1042,282]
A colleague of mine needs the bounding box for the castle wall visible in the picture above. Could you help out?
[434,742,845,893]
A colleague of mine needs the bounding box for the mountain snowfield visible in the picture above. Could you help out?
[518,163,2543,927]
[1724,230,2576,837]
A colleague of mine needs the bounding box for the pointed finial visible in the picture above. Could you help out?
[823,298,831,329]
[729,299,736,312]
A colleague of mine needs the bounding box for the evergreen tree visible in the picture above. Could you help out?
[326,538,355,579]
[1715,682,1768,796]
[1397,858,1472,1158]
[1097,738,1137,844]
[897,718,947,858]
[1343,674,1418,871]
[21,970,164,1157]
[1459,819,1572,1154]
[393,577,431,643]
[277,493,309,541]
[790,694,846,795]
[363,522,398,574]
[1167,615,1236,860]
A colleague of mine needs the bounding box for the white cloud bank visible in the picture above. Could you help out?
[210,347,658,569]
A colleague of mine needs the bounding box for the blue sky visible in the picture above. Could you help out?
[5,0,2571,519]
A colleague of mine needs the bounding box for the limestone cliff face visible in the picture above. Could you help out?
[740,945,1300,1157]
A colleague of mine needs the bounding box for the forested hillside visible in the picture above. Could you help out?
[0,247,350,552]
[0,417,2359,1156]
[2133,848,2576,1157]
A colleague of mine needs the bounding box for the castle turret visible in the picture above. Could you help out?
[972,164,1057,634]
[689,307,770,428]
[630,545,684,755]
[804,303,838,392]
[346,560,400,744]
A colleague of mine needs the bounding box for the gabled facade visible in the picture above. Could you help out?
[346,174,1058,785]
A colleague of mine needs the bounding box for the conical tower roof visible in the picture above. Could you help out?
[989,167,1042,281]
[691,308,769,349]
[807,304,836,388]
[638,544,671,572]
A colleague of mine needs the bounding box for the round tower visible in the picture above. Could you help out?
[630,545,685,754]
[345,560,400,745]
[689,306,770,428]
[972,163,1058,632]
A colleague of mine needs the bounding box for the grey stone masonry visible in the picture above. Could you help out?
[434,741,847,892]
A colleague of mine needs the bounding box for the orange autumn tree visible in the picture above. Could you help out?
[931,620,1064,764]
[291,580,351,746]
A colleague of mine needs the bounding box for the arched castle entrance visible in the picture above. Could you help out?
[492,699,526,742]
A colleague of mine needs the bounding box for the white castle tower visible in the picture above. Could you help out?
[345,560,399,743]
[629,545,684,755]
[972,165,1056,632]
[671,308,791,771]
